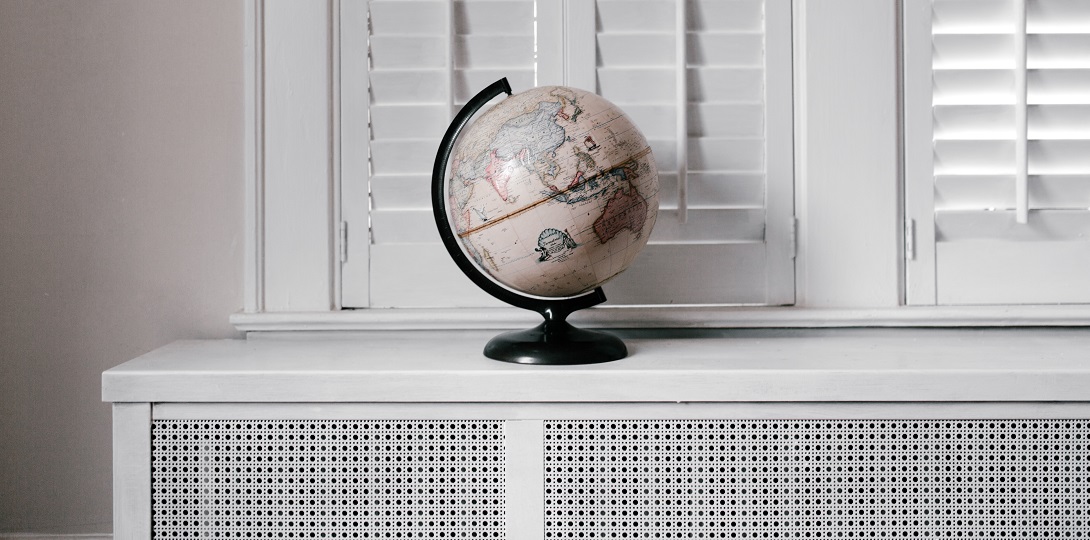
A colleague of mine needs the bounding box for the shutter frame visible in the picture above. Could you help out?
[906,0,1090,306]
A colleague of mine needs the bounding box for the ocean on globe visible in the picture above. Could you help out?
[446,85,659,298]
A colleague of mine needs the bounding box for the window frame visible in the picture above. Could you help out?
[233,0,1090,332]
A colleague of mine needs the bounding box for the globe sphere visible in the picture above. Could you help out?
[446,86,659,298]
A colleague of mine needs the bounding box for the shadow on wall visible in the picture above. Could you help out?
[0,0,245,534]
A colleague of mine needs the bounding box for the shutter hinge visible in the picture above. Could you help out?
[905,218,916,261]
[789,217,798,260]
[339,221,348,263]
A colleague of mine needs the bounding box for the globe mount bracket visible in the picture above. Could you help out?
[431,78,627,365]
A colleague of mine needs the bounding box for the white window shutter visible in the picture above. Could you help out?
[906,0,1090,305]
[353,0,793,308]
[365,0,536,308]
[595,0,795,305]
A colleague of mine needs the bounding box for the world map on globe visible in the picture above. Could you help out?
[446,85,659,298]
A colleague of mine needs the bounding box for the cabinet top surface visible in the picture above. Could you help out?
[101,328,1090,403]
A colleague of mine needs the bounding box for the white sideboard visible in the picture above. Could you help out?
[102,328,1090,539]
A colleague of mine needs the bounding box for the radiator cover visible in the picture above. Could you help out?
[152,421,507,538]
[152,419,1089,538]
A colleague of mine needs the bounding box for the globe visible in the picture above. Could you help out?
[444,85,659,299]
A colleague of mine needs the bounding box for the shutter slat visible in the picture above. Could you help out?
[453,69,535,104]
[454,0,534,35]
[1027,0,1090,33]
[689,138,764,171]
[933,105,1014,140]
[597,68,676,103]
[1029,69,1090,104]
[371,209,442,245]
[370,175,431,211]
[596,0,675,32]
[597,34,676,67]
[687,0,763,32]
[1027,140,1090,173]
[935,104,1090,140]
[369,70,447,103]
[648,208,765,244]
[933,69,1016,105]
[656,172,766,209]
[369,36,447,69]
[933,0,1014,35]
[369,1,447,35]
[454,35,534,69]
[619,105,676,140]
[370,104,449,140]
[1029,34,1090,68]
[1031,104,1090,138]
[687,67,764,102]
[935,139,1090,175]
[689,104,764,137]
[933,34,1015,69]
[936,174,1090,211]
[370,140,438,176]
[689,33,764,67]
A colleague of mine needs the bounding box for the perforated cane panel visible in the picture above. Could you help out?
[544,420,1090,537]
[151,421,505,539]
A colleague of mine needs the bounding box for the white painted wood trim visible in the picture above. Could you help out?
[504,420,545,540]
[338,0,370,307]
[0,536,112,540]
[259,2,336,312]
[102,329,1090,403]
[563,0,597,91]
[902,0,937,305]
[112,403,150,540]
[675,0,689,223]
[154,402,1090,422]
[764,0,796,305]
[329,0,343,310]
[535,1,562,86]
[1013,0,1029,224]
[243,0,264,313]
[792,0,902,308]
[231,304,1090,331]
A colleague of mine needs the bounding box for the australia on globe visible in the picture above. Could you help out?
[446,85,659,298]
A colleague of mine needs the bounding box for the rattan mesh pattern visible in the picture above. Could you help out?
[152,421,505,539]
[543,420,1090,538]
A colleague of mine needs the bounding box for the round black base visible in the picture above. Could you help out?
[484,320,627,365]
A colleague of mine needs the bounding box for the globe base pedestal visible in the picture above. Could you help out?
[484,319,626,365]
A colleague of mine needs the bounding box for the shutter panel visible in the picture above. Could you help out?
[366,0,535,307]
[911,0,1090,305]
[595,0,794,305]
[359,0,793,308]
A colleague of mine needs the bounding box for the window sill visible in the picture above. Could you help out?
[229,304,1090,333]
[102,327,1090,404]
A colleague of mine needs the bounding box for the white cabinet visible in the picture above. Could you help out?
[103,329,1090,538]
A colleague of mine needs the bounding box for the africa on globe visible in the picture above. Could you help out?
[445,85,659,298]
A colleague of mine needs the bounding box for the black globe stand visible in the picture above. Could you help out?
[431,78,627,365]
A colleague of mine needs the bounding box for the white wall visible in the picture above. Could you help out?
[0,1,245,534]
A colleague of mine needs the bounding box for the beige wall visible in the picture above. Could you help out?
[0,1,245,533]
